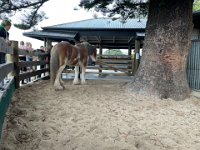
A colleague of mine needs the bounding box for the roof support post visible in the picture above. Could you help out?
[98,43,103,77]
[44,38,47,48]
[46,39,52,52]
[134,39,140,75]
[128,42,132,75]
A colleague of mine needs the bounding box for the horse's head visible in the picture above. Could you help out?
[88,45,97,63]
[81,42,97,63]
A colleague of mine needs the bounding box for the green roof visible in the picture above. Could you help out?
[43,18,146,30]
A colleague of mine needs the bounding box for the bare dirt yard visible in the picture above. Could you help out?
[0,79,200,150]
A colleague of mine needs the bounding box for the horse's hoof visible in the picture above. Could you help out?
[73,80,80,85]
[81,81,87,85]
[73,81,80,85]
[54,86,64,91]
[60,79,65,84]
[61,85,66,89]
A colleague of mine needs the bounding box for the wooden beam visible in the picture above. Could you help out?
[128,43,132,75]
[134,40,140,75]
[19,68,49,81]
[95,36,101,43]
[98,43,103,76]
[19,61,48,68]
[12,41,20,88]
[113,36,115,43]
[128,36,134,43]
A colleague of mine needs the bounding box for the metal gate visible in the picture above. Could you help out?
[187,40,200,90]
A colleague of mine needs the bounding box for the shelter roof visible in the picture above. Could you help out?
[24,18,146,49]
[42,18,146,30]
[24,30,79,42]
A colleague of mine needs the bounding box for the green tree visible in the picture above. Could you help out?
[0,0,49,30]
[193,0,200,11]
[104,49,125,55]
[79,0,148,21]
[79,0,194,100]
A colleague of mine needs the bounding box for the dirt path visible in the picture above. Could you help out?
[0,79,200,150]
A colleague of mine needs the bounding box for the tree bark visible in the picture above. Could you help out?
[128,0,194,100]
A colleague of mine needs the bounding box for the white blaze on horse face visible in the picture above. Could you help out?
[89,55,96,62]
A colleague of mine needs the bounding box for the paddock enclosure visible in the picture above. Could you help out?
[1,15,200,149]
[0,38,200,149]
[1,77,200,150]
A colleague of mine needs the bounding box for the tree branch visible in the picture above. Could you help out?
[0,0,49,13]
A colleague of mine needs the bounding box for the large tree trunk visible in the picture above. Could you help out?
[128,0,194,100]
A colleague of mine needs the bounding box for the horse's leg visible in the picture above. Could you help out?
[81,66,87,84]
[54,65,66,90]
[60,77,65,86]
[59,67,66,88]
[73,66,80,85]
[59,65,67,89]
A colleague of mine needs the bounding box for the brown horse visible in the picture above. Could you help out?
[50,41,97,90]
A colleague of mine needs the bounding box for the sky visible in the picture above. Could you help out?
[9,0,96,49]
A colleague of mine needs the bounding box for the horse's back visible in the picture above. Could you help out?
[50,42,79,73]
[52,41,72,53]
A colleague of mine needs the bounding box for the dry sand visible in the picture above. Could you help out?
[0,79,200,150]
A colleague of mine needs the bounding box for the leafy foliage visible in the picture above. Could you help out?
[103,49,125,55]
[193,0,200,11]
[79,0,149,21]
[0,0,49,30]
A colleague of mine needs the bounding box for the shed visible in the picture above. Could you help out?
[24,18,146,49]
[24,18,146,75]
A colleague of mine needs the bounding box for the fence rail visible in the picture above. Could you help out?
[93,55,135,76]
[0,39,50,138]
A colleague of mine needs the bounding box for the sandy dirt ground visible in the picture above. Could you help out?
[0,79,200,150]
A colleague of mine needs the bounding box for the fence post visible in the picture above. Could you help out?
[6,45,14,78]
[11,41,20,88]
[46,40,51,78]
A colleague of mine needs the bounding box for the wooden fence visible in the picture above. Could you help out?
[95,55,134,75]
[62,54,136,76]
[0,39,50,138]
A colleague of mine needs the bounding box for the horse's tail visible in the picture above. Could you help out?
[50,45,59,84]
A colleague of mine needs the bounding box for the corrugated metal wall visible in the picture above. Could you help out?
[187,40,200,90]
